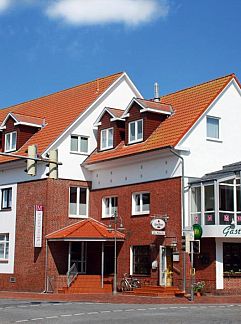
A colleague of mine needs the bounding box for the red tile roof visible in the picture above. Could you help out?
[86,74,237,165]
[133,98,172,114]
[107,107,124,118]
[46,218,125,240]
[11,113,45,127]
[0,72,123,164]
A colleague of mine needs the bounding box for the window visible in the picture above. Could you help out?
[219,179,234,225]
[129,119,143,143]
[70,135,88,154]
[5,132,17,152]
[223,243,241,273]
[204,185,215,225]
[190,186,201,225]
[0,234,9,261]
[100,128,113,150]
[69,187,88,217]
[102,196,118,218]
[1,188,12,210]
[133,245,151,275]
[207,116,220,140]
[132,192,150,215]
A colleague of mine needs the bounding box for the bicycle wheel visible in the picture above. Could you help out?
[120,280,129,292]
[132,279,141,288]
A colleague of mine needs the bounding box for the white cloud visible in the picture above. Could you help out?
[45,0,170,26]
[0,0,12,12]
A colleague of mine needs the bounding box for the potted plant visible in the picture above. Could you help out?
[193,281,205,296]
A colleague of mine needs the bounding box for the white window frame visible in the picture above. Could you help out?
[1,187,12,210]
[102,196,118,218]
[70,135,89,154]
[206,116,221,141]
[132,192,150,215]
[100,128,113,150]
[69,187,89,218]
[128,119,143,144]
[5,131,17,152]
[0,233,9,262]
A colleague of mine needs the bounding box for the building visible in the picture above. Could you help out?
[0,72,240,294]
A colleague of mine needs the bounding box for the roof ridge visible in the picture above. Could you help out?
[162,73,235,98]
[0,71,124,111]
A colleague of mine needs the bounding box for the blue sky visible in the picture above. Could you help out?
[0,0,240,108]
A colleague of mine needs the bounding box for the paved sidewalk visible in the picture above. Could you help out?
[0,291,240,304]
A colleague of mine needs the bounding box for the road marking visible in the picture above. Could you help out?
[60,314,73,317]
[100,310,111,313]
[45,316,58,319]
[113,309,123,312]
[73,313,85,316]
[87,312,98,315]
[16,320,28,323]
[18,305,28,308]
[148,307,157,310]
[136,308,146,311]
[125,309,135,312]
[31,318,43,321]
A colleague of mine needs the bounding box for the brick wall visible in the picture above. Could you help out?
[90,177,182,287]
[0,178,89,292]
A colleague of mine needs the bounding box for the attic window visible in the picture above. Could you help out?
[129,119,143,144]
[207,116,220,140]
[5,132,17,152]
[70,135,88,154]
[100,128,113,150]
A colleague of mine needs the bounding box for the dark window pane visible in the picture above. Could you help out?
[133,245,151,275]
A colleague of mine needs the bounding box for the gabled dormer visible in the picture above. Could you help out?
[94,107,125,151]
[122,98,173,145]
[0,112,45,152]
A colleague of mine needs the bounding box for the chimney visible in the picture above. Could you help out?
[154,82,160,102]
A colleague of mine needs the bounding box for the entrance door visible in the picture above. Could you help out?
[159,245,166,286]
[70,242,87,274]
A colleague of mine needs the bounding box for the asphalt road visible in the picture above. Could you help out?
[0,300,241,323]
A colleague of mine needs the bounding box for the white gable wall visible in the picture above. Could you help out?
[178,80,241,228]
[56,76,139,181]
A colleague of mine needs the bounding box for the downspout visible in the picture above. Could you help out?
[44,238,48,293]
[169,147,186,292]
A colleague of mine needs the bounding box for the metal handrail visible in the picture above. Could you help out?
[67,263,78,287]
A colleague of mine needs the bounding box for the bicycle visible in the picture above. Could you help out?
[120,273,141,292]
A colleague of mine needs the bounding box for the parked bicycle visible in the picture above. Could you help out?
[120,273,141,292]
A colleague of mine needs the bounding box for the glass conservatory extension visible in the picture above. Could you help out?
[190,176,241,237]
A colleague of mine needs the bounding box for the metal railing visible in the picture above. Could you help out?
[67,263,78,287]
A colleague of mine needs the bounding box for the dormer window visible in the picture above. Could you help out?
[129,119,143,144]
[5,132,17,152]
[101,128,113,150]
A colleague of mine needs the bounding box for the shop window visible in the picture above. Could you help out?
[102,196,118,218]
[132,192,150,215]
[128,119,143,144]
[219,179,234,225]
[133,245,151,275]
[236,179,241,225]
[1,188,12,210]
[69,187,88,218]
[204,185,215,225]
[206,116,220,140]
[100,128,113,150]
[190,186,201,225]
[70,135,88,154]
[0,234,9,261]
[223,243,241,274]
[5,132,17,152]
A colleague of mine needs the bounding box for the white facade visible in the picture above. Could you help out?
[0,184,17,274]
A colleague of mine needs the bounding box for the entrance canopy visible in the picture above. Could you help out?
[46,218,125,242]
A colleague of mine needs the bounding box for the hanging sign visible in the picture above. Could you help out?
[151,218,166,235]
[34,205,43,248]
[193,224,202,240]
